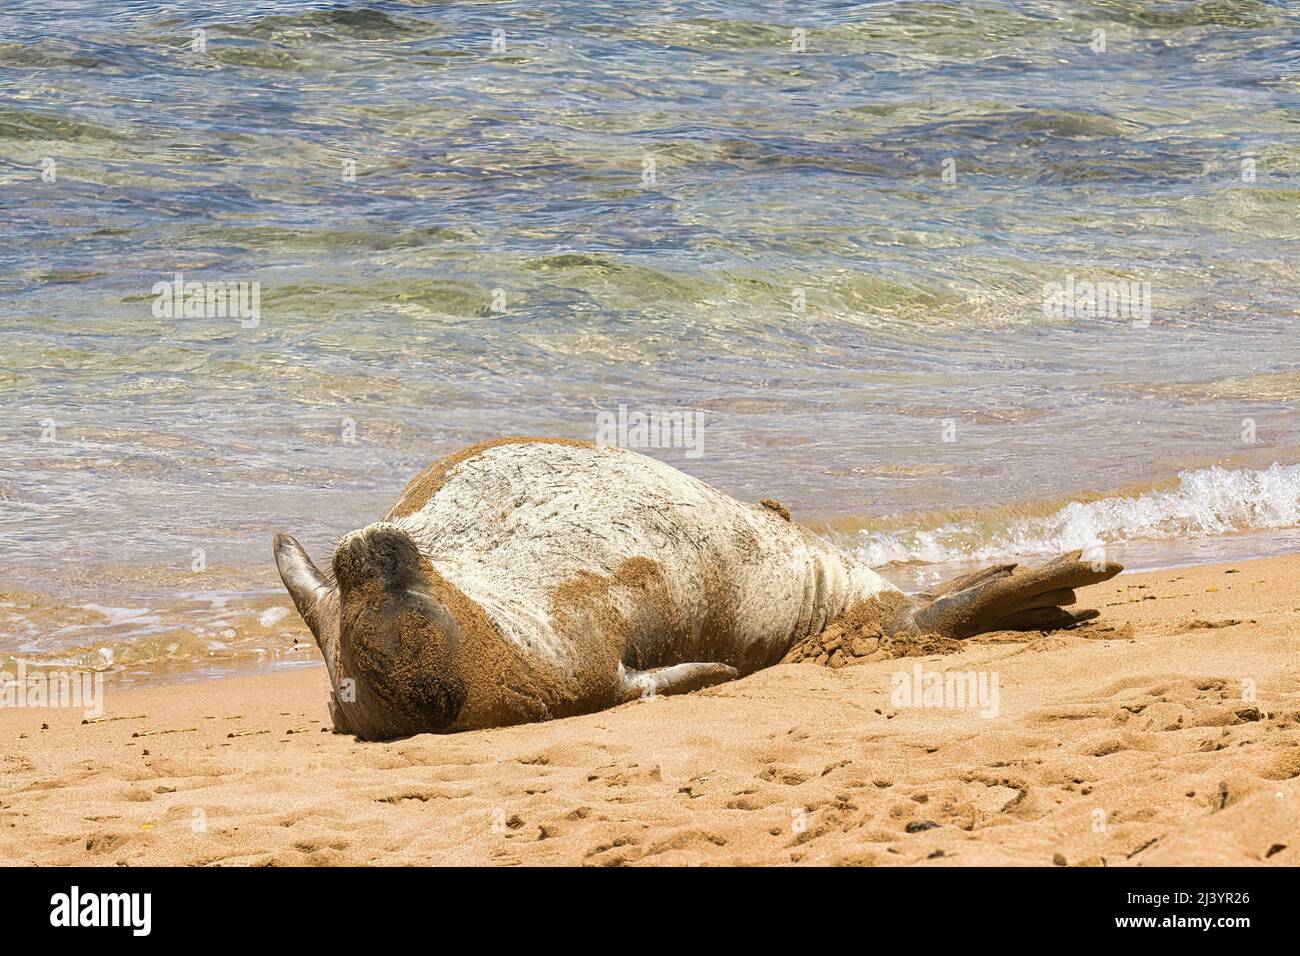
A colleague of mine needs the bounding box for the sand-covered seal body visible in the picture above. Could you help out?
[275,438,1120,739]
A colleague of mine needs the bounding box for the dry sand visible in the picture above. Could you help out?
[1,555,1298,866]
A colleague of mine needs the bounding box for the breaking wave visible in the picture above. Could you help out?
[853,464,1300,567]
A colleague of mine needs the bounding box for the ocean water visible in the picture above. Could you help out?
[2,0,1300,676]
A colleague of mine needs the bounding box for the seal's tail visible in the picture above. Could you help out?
[910,550,1122,639]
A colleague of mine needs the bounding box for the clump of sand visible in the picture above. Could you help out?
[781,595,958,667]
[781,619,958,667]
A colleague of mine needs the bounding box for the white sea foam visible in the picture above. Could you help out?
[259,606,290,628]
[853,464,1300,567]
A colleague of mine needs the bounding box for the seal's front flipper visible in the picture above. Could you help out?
[274,532,335,646]
[618,662,739,702]
[911,550,1122,639]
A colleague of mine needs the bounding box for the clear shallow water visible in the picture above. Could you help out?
[2,0,1300,670]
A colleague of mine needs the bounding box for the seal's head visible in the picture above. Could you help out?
[273,524,466,739]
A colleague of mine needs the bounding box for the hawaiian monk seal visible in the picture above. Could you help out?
[273,438,1121,739]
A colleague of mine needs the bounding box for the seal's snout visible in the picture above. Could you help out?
[329,522,467,739]
[332,523,422,592]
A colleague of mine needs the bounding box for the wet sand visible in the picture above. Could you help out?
[1,555,1297,866]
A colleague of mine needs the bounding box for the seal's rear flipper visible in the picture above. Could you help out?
[911,550,1122,639]
[618,662,739,702]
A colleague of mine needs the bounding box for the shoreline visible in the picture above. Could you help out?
[2,554,1297,866]
[5,527,1300,690]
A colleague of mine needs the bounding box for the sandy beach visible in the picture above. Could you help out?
[1,555,1296,867]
